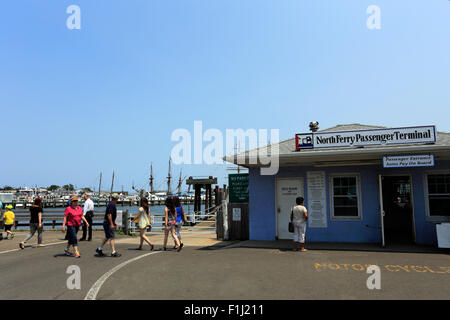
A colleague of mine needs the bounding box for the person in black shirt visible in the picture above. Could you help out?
[96,194,121,257]
[19,198,44,249]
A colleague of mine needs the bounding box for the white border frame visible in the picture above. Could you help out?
[423,170,450,222]
[329,173,363,221]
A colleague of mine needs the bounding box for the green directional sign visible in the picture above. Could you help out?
[229,173,249,203]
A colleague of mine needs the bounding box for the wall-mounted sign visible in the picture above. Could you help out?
[229,173,249,203]
[232,208,241,221]
[382,155,434,168]
[296,125,436,150]
[306,171,327,228]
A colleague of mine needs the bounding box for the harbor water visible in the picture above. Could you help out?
[9,204,194,230]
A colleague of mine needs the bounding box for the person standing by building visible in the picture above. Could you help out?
[19,198,44,249]
[134,197,154,250]
[173,196,188,250]
[80,193,94,241]
[2,205,15,239]
[96,193,121,257]
[163,197,182,252]
[290,196,308,252]
[62,196,88,258]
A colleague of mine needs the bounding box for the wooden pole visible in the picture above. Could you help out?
[205,185,209,214]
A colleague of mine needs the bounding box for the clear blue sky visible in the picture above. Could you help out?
[1,0,449,192]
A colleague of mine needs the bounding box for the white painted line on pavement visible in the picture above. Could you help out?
[0,241,67,255]
[84,251,161,300]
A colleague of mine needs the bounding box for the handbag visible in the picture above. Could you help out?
[288,222,294,233]
[288,208,294,233]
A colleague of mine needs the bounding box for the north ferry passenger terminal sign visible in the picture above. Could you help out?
[295,125,436,150]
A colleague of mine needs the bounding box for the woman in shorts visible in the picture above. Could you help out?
[163,197,182,252]
[62,196,89,258]
[134,197,154,250]
[173,196,188,249]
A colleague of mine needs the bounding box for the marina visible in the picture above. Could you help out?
[7,197,196,209]
[0,160,213,209]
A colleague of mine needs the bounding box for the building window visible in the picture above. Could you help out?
[330,175,361,219]
[426,174,450,217]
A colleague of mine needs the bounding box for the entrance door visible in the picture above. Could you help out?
[381,176,414,245]
[276,178,304,240]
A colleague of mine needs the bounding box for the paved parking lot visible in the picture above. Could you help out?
[0,231,449,300]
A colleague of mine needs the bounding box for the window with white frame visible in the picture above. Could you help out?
[426,173,450,217]
[330,175,361,219]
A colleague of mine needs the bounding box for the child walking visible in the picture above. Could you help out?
[3,205,15,239]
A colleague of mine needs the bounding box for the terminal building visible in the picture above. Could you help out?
[226,124,450,246]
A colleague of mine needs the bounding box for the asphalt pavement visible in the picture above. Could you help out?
[0,231,449,300]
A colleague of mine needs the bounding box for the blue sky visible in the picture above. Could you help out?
[1,0,449,192]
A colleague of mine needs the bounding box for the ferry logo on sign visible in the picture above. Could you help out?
[296,133,313,149]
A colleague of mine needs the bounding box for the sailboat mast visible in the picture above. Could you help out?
[110,171,115,199]
[167,158,172,195]
[177,169,182,194]
[149,163,154,194]
[98,172,102,197]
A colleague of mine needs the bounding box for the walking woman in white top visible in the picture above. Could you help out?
[290,196,308,252]
[134,198,154,251]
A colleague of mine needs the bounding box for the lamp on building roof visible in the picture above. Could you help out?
[309,121,319,132]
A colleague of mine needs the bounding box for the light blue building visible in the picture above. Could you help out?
[227,124,450,246]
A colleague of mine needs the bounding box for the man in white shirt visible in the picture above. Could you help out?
[80,193,95,241]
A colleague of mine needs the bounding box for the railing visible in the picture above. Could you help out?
[0,210,129,231]
[2,206,221,236]
[127,206,219,235]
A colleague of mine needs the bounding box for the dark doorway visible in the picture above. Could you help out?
[382,176,414,245]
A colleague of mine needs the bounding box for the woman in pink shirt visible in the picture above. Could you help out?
[62,196,89,258]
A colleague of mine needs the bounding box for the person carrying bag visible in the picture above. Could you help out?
[290,196,308,252]
[134,198,154,251]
